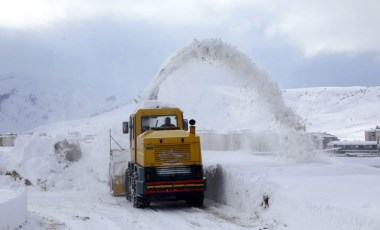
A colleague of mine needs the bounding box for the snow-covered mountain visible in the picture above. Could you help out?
[0,73,133,133]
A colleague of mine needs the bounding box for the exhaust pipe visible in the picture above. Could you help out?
[189,119,196,135]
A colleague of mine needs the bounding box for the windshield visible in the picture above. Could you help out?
[141,115,178,132]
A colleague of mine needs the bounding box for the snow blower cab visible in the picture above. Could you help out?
[117,106,206,208]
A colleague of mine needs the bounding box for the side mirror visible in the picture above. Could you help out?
[183,119,188,131]
[122,122,129,134]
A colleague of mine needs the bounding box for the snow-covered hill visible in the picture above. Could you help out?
[283,87,380,140]
[0,73,132,133]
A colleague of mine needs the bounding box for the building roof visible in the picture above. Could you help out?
[364,126,380,132]
[0,133,17,137]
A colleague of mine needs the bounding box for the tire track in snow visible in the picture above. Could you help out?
[25,190,274,230]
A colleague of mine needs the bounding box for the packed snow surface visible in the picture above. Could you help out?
[1,39,380,229]
[0,188,27,229]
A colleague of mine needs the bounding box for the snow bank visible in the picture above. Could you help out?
[199,130,316,161]
[204,151,380,230]
[0,188,27,229]
[0,104,134,195]
[0,133,107,192]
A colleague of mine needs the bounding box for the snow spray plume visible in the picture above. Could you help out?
[142,38,303,131]
[141,38,316,161]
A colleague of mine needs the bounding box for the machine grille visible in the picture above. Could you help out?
[154,144,191,163]
[156,166,191,176]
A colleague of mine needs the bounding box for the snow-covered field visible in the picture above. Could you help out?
[1,39,380,229]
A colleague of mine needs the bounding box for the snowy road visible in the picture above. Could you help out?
[18,151,380,230]
[26,190,273,230]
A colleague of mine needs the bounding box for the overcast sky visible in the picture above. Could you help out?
[1,0,380,95]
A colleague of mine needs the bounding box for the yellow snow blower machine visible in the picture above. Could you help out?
[109,106,206,208]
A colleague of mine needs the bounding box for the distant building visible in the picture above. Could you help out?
[0,133,17,147]
[310,132,339,149]
[365,126,380,141]
[327,141,379,156]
